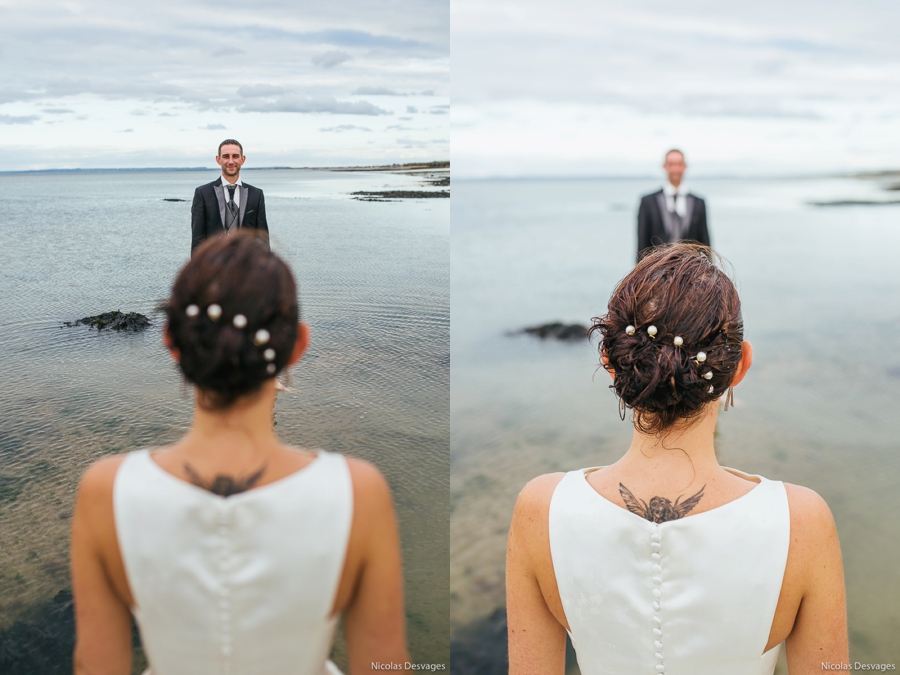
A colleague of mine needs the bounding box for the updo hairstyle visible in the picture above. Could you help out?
[590,244,743,434]
[164,233,299,410]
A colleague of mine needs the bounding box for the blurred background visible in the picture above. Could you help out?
[451,2,900,672]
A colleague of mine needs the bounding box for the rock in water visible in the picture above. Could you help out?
[520,322,588,341]
[63,311,151,332]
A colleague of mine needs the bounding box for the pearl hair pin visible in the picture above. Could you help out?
[647,325,658,338]
[703,371,713,380]
[266,363,276,375]
[263,348,276,361]
[185,304,199,317]
[696,351,707,363]
[625,325,636,336]
[207,304,222,321]
[673,336,683,346]
[254,329,270,346]
[708,385,715,394]
[232,314,247,329]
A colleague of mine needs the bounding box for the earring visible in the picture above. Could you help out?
[724,386,734,411]
[618,395,627,421]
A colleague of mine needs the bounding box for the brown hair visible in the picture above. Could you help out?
[163,233,299,410]
[590,243,743,434]
[218,139,243,156]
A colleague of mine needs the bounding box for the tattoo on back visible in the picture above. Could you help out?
[183,463,267,497]
[618,483,706,523]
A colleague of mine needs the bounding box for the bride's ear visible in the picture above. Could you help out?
[601,352,615,380]
[163,325,180,363]
[729,341,753,387]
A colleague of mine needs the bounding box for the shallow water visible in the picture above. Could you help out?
[451,176,900,662]
[0,168,449,664]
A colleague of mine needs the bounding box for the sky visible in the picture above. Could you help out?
[453,0,900,178]
[0,0,448,170]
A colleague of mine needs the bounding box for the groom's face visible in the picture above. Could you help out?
[217,144,245,178]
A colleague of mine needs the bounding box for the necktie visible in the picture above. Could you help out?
[225,184,238,233]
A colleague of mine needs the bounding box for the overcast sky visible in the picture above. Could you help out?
[0,0,448,170]
[453,0,900,178]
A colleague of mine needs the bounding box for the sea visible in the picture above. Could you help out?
[0,168,449,668]
[451,175,900,668]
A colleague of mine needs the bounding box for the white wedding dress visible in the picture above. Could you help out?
[549,468,790,675]
[113,449,351,675]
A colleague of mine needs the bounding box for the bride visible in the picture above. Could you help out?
[506,244,847,674]
[71,233,408,674]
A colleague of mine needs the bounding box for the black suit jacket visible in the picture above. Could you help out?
[637,189,710,262]
[190,177,269,254]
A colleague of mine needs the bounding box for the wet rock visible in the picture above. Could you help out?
[520,322,588,341]
[808,200,900,206]
[350,190,450,201]
[62,311,151,332]
[0,590,74,675]
[450,608,508,675]
[162,198,187,202]
[0,590,147,674]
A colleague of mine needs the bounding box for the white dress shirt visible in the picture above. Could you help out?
[663,181,687,218]
[221,175,243,208]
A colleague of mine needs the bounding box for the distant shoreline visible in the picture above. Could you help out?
[0,161,450,176]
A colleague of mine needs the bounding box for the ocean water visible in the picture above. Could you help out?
[451,176,900,663]
[0,168,449,665]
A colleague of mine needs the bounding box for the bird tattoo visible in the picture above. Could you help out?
[618,483,706,523]
[183,463,267,497]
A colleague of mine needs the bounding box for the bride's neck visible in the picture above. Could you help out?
[618,402,721,478]
[182,382,280,464]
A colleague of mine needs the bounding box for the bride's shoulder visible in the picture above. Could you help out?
[783,482,837,534]
[511,473,567,529]
[76,453,130,501]
[341,455,394,512]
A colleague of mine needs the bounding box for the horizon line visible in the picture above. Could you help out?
[451,168,900,182]
[0,161,450,176]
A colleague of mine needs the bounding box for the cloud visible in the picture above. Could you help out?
[320,124,372,132]
[311,50,352,69]
[0,114,40,124]
[42,108,74,114]
[239,95,391,116]
[352,86,401,96]
[406,106,418,113]
[429,105,449,115]
[203,124,227,130]
[237,84,285,98]
[420,90,436,96]
[0,3,448,170]
[396,137,427,148]
[386,125,415,130]
[120,128,133,133]
[212,47,245,57]
[398,116,412,121]
[242,27,438,54]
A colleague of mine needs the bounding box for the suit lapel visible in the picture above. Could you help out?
[213,178,226,228]
[238,184,249,227]
[655,192,674,240]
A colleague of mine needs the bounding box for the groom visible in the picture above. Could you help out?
[636,148,710,262]
[190,139,269,255]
